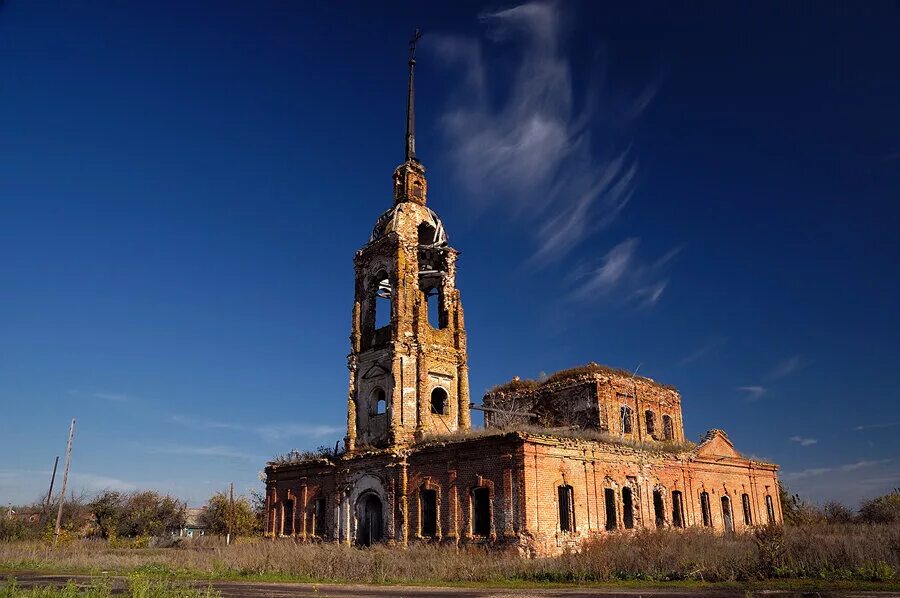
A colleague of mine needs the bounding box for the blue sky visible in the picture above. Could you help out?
[1,0,898,507]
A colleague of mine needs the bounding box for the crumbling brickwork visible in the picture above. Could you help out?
[483,363,685,444]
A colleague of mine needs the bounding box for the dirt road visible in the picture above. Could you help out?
[2,572,898,597]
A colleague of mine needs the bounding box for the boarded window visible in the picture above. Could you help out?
[701,492,712,527]
[662,415,674,440]
[622,487,634,529]
[766,495,775,524]
[372,388,386,415]
[421,489,437,537]
[314,497,327,536]
[620,406,633,434]
[653,489,665,527]
[645,410,656,436]
[742,493,752,526]
[472,487,491,536]
[604,488,617,531]
[722,496,734,532]
[430,387,448,415]
[558,485,575,532]
[671,490,685,528]
[283,499,294,536]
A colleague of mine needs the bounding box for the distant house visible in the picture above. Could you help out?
[174,507,206,538]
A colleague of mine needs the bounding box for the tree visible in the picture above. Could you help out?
[200,491,258,536]
[88,490,185,538]
[88,491,124,539]
[858,489,900,524]
[823,501,855,524]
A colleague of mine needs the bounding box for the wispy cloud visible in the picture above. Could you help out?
[70,473,138,492]
[737,385,767,401]
[170,415,342,444]
[677,339,727,366]
[567,238,678,308]
[853,421,900,432]
[789,435,818,447]
[149,444,261,461]
[68,389,135,402]
[767,355,807,381]
[782,459,892,481]
[433,1,661,264]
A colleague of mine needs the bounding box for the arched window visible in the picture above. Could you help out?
[700,492,712,527]
[620,406,633,434]
[558,485,575,532]
[645,410,657,437]
[621,487,634,529]
[721,496,734,532]
[430,387,448,415]
[653,489,665,527]
[742,493,753,526]
[604,488,617,530]
[671,490,685,528]
[472,487,491,537]
[662,415,674,440]
[418,221,436,246]
[420,488,437,537]
[765,495,775,524]
[374,271,392,330]
[314,496,327,536]
[372,388,386,415]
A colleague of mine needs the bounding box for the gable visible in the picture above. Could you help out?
[694,430,743,460]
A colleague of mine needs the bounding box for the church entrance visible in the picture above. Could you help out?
[356,493,383,546]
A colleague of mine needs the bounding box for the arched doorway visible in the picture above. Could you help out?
[356,493,383,546]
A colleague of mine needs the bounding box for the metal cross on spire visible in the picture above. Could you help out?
[405,28,423,163]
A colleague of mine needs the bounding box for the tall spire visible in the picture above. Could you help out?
[405,28,422,163]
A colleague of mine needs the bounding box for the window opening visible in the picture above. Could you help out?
[620,406,633,434]
[426,288,441,329]
[721,496,734,532]
[701,492,712,527]
[662,415,674,440]
[421,489,437,537]
[374,272,392,330]
[766,495,775,524]
[373,388,386,415]
[653,489,665,527]
[604,488,617,531]
[672,491,685,528]
[431,387,448,415]
[645,410,656,437]
[283,499,294,536]
[622,487,634,529]
[314,497,327,536]
[742,493,752,526]
[558,485,575,532]
[472,487,491,536]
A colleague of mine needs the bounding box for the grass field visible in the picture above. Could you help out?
[0,524,898,592]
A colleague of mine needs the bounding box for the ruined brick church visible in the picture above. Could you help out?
[264,38,782,555]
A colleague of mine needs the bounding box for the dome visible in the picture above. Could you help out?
[369,203,448,246]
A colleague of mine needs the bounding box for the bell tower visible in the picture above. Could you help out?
[345,31,471,451]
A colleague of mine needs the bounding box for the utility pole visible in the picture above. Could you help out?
[40,456,60,524]
[53,418,75,547]
[227,482,234,546]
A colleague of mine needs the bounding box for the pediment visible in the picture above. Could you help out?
[362,363,389,379]
[694,429,743,460]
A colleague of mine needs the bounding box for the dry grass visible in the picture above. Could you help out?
[1,524,897,585]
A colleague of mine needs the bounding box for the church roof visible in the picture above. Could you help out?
[369,203,448,245]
